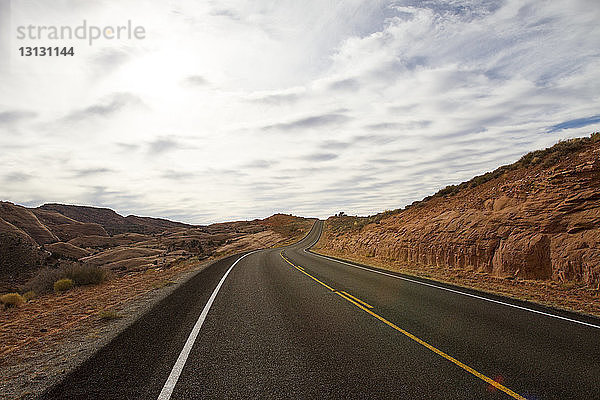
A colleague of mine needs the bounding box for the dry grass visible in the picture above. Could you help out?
[0,256,207,369]
[26,263,107,295]
[151,280,176,289]
[1,293,25,308]
[22,291,36,302]
[98,310,122,320]
[53,279,73,293]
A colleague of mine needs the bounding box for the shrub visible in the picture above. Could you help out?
[99,310,122,320]
[26,262,108,295]
[26,267,63,295]
[23,291,36,301]
[152,280,176,289]
[62,264,107,286]
[54,278,74,293]
[1,293,25,308]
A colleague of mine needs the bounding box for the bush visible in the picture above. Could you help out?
[26,262,108,295]
[152,280,176,289]
[99,310,122,320]
[54,278,74,293]
[62,264,107,286]
[23,290,36,301]
[26,267,64,295]
[1,293,25,308]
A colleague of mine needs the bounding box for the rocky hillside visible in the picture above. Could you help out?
[316,133,600,289]
[0,201,313,291]
[38,204,191,235]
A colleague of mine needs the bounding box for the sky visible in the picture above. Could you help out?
[1,0,599,224]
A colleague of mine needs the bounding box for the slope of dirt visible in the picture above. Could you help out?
[45,242,91,260]
[316,134,600,291]
[67,233,150,249]
[123,215,191,234]
[0,202,58,244]
[32,209,108,241]
[0,217,37,247]
[215,230,285,255]
[0,229,45,291]
[80,247,163,266]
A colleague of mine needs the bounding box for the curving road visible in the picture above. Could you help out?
[42,220,600,399]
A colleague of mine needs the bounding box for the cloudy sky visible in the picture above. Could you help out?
[1,0,599,224]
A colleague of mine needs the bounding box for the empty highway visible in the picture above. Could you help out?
[42,221,600,399]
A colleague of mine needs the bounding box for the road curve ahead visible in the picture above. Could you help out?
[42,221,600,399]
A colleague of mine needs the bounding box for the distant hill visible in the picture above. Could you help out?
[0,202,313,292]
[38,204,192,235]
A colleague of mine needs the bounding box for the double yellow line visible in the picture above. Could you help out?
[279,251,527,400]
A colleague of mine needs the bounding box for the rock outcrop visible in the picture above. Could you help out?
[318,136,600,288]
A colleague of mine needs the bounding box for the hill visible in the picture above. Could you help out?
[0,202,313,292]
[315,133,600,293]
[37,204,191,235]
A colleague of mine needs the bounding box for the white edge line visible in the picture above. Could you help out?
[157,250,260,400]
[304,248,600,330]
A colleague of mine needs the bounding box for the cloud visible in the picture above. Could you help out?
[162,170,196,180]
[351,134,399,145]
[3,172,32,182]
[548,115,600,133]
[2,0,600,223]
[147,137,183,154]
[116,143,140,152]
[302,153,338,162]
[249,92,302,105]
[365,121,431,130]
[80,185,144,215]
[182,75,209,86]
[73,168,112,178]
[91,48,132,75]
[321,140,351,150]
[263,113,351,131]
[0,110,37,124]
[328,78,360,91]
[64,93,142,121]
[241,160,279,169]
[210,8,241,21]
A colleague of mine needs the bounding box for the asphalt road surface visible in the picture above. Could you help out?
[42,221,600,399]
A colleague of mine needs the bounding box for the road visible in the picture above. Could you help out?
[42,220,600,399]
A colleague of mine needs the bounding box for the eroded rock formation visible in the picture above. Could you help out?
[318,139,600,288]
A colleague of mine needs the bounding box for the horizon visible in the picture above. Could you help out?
[1,129,597,225]
[2,0,600,224]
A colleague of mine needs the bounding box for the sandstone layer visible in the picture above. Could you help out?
[317,137,600,288]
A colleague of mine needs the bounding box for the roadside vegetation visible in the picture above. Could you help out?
[1,293,25,308]
[98,310,123,320]
[26,262,108,295]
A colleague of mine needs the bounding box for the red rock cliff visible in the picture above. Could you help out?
[318,136,600,288]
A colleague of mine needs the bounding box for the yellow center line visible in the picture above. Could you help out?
[280,252,527,400]
[340,291,373,309]
[281,251,334,291]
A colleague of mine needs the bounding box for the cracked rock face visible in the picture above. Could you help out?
[320,141,600,288]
